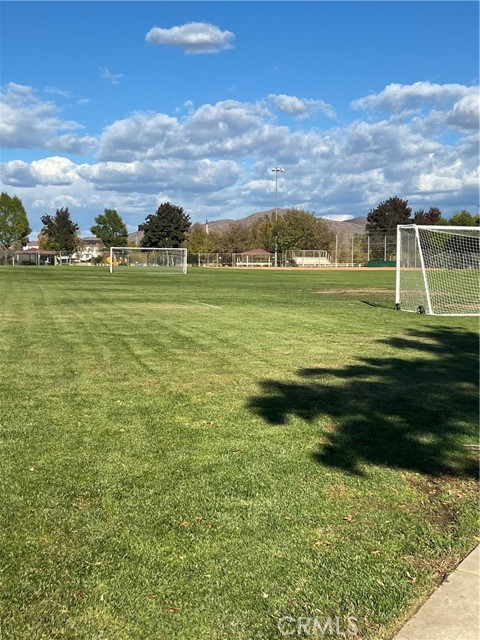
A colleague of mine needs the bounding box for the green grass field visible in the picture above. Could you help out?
[0,266,478,640]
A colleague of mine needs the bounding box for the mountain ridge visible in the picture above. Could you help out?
[128,210,368,244]
[204,209,367,237]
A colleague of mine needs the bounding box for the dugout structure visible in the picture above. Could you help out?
[109,247,187,274]
[395,225,479,316]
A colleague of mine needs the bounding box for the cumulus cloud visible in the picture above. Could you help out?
[0,82,96,153]
[1,161,37,187]
[1,81,478,232]
[268,94,336,119]
[446,93,480,132]
[77,158,240,194]
[2,157,80,187]
[145,22,235,54]
[97,112,179,161]
[96,100,277,163]
[352,81,474,112]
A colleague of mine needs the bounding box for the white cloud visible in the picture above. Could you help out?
[1,161,36,187]
[145,22,235,54]
[268,94,336,119]
[97,112,179,161]
[0,82,96,153]
[1,81,478,232]
[2,157,80,187]
[31,157,79,184]
[77,158,240,194]
[446,93,480,132]
[321,214,354,222]
[352,81,475,113]
[99,66,124,84]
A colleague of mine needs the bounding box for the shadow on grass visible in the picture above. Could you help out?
[248,327,479,478]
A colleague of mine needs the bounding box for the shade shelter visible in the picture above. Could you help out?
[13,249,58,266]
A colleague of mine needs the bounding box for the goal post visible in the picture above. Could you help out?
[109,247,187,274]
[395,225,479,316]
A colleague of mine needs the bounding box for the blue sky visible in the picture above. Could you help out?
[1,1,478,236]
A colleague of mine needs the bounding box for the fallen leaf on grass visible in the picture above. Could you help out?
[343,515,354,523]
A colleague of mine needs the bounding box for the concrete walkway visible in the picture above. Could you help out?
[392,545,479,640]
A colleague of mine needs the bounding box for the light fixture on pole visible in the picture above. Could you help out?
[271,167,284,267]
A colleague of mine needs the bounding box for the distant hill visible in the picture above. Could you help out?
[204,210,367,238]
[128,211,368,245]
[320,216,368,238]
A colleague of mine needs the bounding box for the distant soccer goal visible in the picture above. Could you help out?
[395,225,479,316]
[109,247,187,274]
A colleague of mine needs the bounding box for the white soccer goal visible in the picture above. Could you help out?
[395,225,479,316]
[109,247,187,274]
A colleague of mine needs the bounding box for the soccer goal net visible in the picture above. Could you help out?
[109,247,187,274]
[395,225,479,316]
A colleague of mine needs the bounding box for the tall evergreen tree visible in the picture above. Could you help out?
[413,207,442,225]
[0,192,31,249]
[366,196,412,232]
[40,208,80,255]
[139,202,190,248]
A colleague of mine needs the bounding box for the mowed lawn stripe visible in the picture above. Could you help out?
[0,266,478,639]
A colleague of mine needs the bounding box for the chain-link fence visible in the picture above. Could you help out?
[189,232,397,268]
[1,232,398,269]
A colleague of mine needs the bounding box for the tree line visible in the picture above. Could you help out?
[0,191,478,256]
[365,196,479,233]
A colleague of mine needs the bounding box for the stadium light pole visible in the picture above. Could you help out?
[271,167,284,267]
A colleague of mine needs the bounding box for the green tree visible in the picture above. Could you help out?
[448,210,478,226]
[413,207,442,225]
[139,202,190,248]
[185,223,219,253]
[90,208,128,248]
[0,192,31,249]
[279,208,335,251]
[39,208,80,255]
[250,215,275,252]
[219,220,255,253]
[366,196,412,232]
